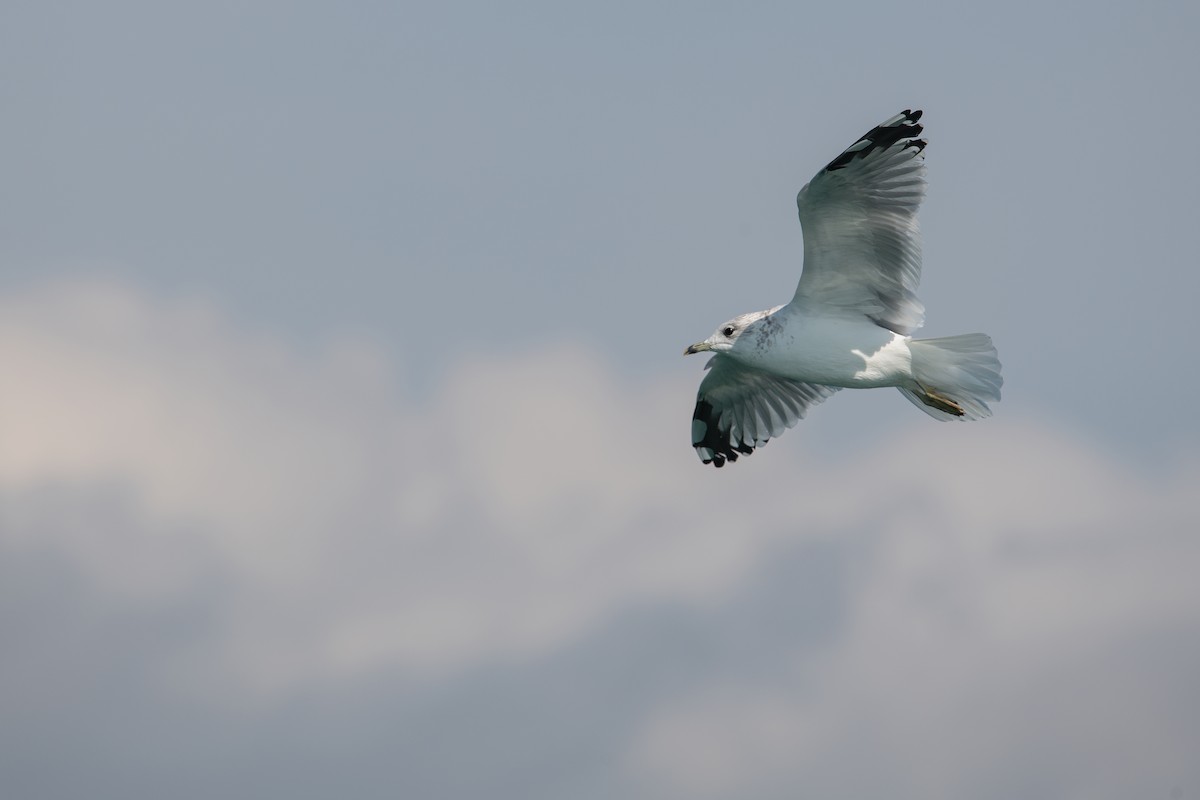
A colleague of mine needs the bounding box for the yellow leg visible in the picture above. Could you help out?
[917,385,965,416]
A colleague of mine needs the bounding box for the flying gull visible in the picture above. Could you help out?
[685,110,1002,467]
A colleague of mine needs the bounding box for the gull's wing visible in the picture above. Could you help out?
[792,110,927,334]
[692,355,839,467]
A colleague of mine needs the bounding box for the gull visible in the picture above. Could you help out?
[685,110,1002,467]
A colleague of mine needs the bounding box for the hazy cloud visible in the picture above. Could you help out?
[3,281,1198,798]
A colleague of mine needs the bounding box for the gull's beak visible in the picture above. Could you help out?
[684,341,712,356]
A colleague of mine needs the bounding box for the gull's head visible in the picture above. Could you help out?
[684,309,775,356]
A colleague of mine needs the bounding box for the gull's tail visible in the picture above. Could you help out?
[899,333,1002,421]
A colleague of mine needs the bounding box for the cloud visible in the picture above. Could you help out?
[2,280,1198,799]
[624,464,1200,798]
[0,280,791,690]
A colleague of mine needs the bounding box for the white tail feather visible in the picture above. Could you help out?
[899,333,1002,421]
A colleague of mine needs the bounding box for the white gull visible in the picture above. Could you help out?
[685,110,1002,467]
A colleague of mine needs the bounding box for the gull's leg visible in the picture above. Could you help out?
[916,384,965,417]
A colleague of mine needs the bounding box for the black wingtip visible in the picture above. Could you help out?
[693,399,758,468]
[823,109,926,173]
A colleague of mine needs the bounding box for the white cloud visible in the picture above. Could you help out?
[623,434,1200,798]
[2,280,1199,798]
[0,281,805,690]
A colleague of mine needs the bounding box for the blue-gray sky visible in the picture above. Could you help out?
[3,2,1200,798]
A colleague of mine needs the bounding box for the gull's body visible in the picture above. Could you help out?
[725,305,912,388]
[686,110,1002,467]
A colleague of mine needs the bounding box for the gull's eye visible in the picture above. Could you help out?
[722,326,736,337]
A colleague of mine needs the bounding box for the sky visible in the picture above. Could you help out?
[3,1,1200,798]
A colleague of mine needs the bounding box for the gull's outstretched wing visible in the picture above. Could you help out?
[692,355,839,467]
[793,110,927,334]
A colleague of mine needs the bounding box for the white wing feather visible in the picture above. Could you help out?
[793,110,928,334]
[691,355,839,467]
